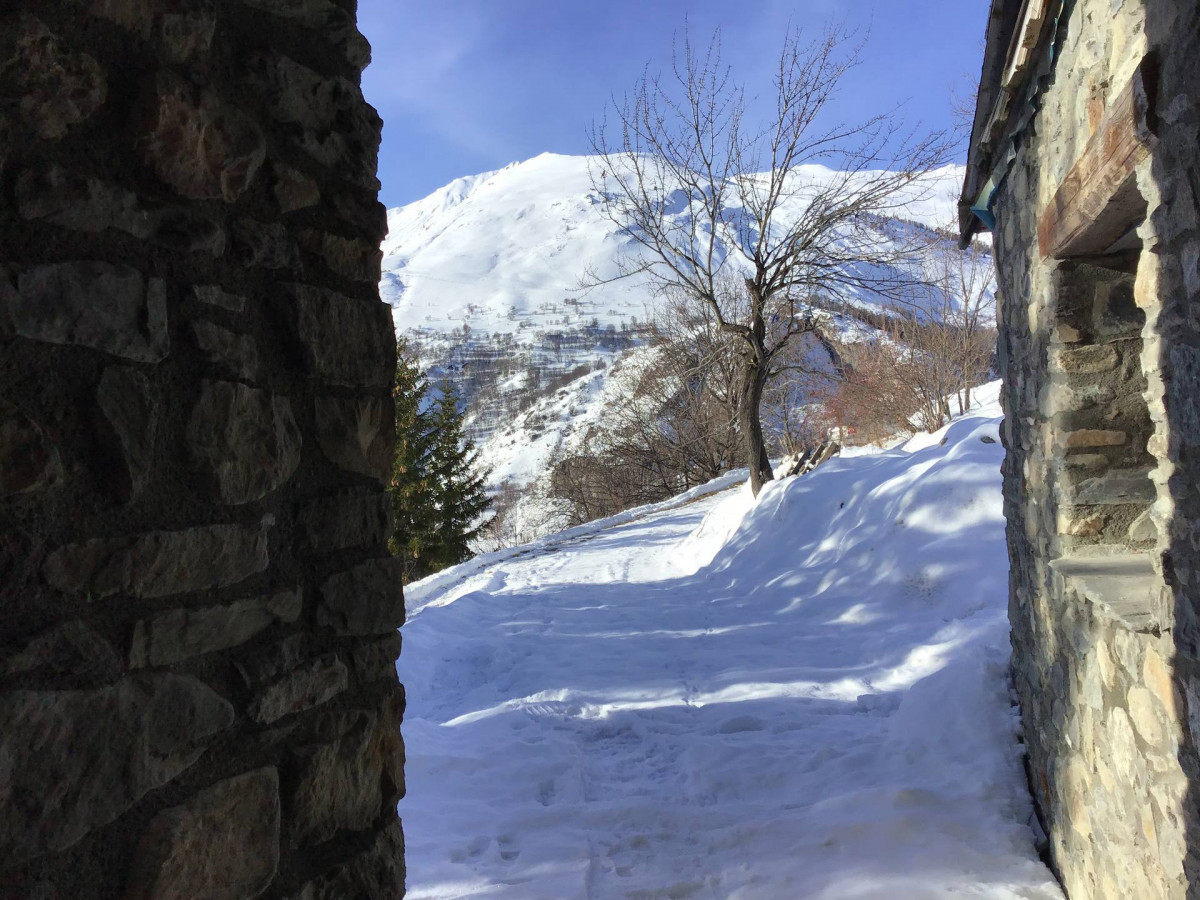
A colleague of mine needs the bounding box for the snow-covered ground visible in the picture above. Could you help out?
[396,382,1063,899]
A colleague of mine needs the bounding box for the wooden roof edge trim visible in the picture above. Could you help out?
[960,0,1062,244]
[959,0,1023,241]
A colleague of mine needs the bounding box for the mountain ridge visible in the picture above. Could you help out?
[379,153,984,544]
[381,152,968,339]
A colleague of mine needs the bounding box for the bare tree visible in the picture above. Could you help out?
[589,26,949,494]
[656,284,842,459]
[923,228,996,415]
[548,291,851,526]
[825,231,996,435]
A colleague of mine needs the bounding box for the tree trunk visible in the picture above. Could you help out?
[740,362,773,497]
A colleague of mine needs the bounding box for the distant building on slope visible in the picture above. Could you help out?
[959,1,1200,897]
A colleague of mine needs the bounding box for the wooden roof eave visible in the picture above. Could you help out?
[959,0,1057,247]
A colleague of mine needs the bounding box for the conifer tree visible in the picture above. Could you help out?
[387,344,493,581]
[388,340,438,582]
[423,382,492,571]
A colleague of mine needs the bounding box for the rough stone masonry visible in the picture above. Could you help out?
[0,0,405,896]
[962,0,1200,897]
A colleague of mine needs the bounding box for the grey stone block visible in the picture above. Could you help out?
[317,558,405,636]
[130,589,302,667]
[290,710,398,845]
[98,366,157,500]
[1065,467,1156,506]
[0,620,121,682]
[249,655,348,724]
[300,491,393,552]
[11,262,168,362]
[288,284,394,388]
[43,520,270,599]
[0,674,233,861]
[191,320,261,381]
[313,394,393,482]
[187,380,302,505]
[126,767,280,900]
[135,70,265,203]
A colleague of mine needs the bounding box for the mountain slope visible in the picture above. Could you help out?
[396,382,1062,899]
[381,152,966,339]
[381,154,987,543]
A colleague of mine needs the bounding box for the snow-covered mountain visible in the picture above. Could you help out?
[380,153,976,541]
[382,154,650,338]
[382,152,964,340]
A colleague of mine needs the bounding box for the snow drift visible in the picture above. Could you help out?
[396,382,1062,899]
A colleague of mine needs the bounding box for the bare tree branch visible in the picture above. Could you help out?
[587,24,952,495]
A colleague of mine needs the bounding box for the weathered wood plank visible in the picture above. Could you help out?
[1037,57,1159,258]
[958,0,1027,243]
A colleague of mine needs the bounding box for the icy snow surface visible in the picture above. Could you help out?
[397,382,1063,899]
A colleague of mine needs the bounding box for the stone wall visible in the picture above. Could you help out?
[986,0,1200,897]
[1142,0,1200,893]
[0,1,405,897]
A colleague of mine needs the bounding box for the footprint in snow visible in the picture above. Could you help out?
[449,834,521,865]
[717,714,765,734]
[449,836,490,863]
[497,834,521,862]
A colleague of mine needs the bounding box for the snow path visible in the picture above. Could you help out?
[397,384,1064,899]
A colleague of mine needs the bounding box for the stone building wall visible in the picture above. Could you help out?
[1142,1,1200,891]
[982,0,1200,897]
[0,1,405,897]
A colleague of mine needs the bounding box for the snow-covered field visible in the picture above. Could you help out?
[396,383,1064,899]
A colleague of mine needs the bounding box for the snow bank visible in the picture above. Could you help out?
[396,381,1061,899]
[406,467,750,614]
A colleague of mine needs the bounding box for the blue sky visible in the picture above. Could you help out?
[358,1,990,209]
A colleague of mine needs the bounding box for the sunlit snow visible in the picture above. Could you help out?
[396,382,1063,899]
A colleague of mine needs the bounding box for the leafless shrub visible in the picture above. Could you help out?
[825,234,997,436]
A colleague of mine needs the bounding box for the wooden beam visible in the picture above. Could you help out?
[1037,57,1159,258]
[959,0,1027,243]
[1004,0,1050,82]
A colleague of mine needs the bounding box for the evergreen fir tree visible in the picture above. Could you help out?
[424,381,492,572]
[387,340,438,582]
[387,345,493,581]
